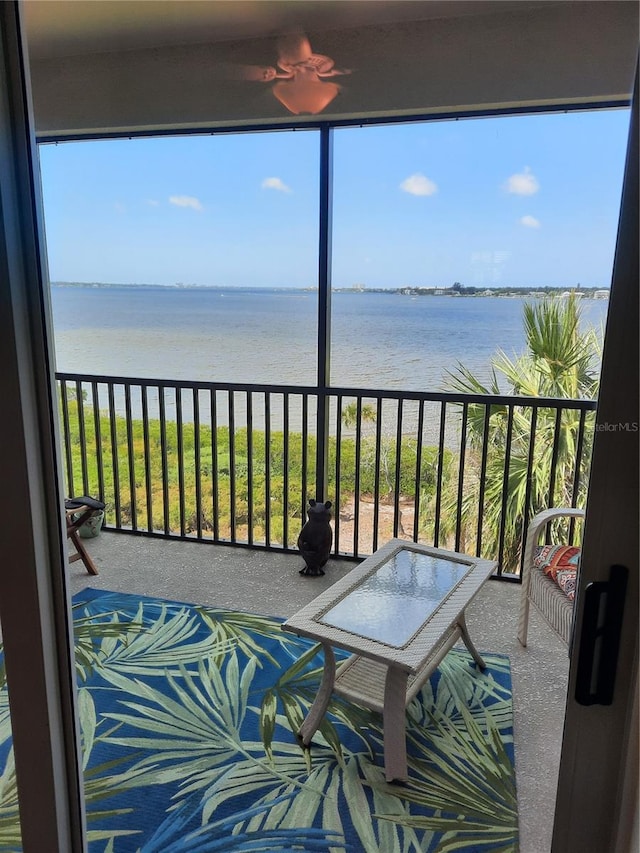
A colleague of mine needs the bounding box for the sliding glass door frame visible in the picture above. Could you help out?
[0,3,85,850]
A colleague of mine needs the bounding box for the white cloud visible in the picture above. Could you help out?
[146,199,160,207]
[261,177,292,193]
[505,167,540,195]
[520,215,541,228]
[400,173,438,196]
[169,195,203,211]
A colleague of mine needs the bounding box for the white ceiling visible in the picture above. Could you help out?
[24,1,637,137]
[23,0,552,59]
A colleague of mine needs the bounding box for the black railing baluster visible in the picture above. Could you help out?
[372,396,383,553]
[107,383,121,528]
[91,381,105,504]
[194,389,202,539]
[264,392,271,547]
[334,395,343,554]
[520,406,538,575]
[475,403,492,557]
[569,408,587,543]
[175,388,186,537]
[548,407,563,509]
[283,392,290,548]
[124,383,137,531]
[455,402,468,553]
[301,394,309,527]
[75,380,89,496]
[413,400,425,542]
[393,398,403,538]
[434,401,446,548]
[353,396,362,558]
[497,405,515,575]
[158,388,169,535]
[59,379,74,494]
[141,385,153,533]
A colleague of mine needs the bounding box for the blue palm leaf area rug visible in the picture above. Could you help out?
[0,589,519,852]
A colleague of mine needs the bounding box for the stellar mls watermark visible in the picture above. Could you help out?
[594,422,639,432]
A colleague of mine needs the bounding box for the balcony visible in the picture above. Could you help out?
[59,370,589,850]
[67,529,569,853]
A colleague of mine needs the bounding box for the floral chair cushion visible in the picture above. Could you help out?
[533,545,581,601]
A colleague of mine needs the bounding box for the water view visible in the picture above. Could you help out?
[50,285,608,392]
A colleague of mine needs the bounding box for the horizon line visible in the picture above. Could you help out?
[51,281,610,292]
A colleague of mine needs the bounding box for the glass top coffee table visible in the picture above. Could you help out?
[282,539,496,781]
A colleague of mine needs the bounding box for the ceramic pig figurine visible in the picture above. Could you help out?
[297,499,333,576]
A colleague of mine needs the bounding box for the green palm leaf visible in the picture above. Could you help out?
[198,607,295,668]
[72,605,145,681]
[87,604,232,677]
[430,652,514,734]
[359,757,428,852]
[219,753,408,851]
[258,643,373,764]
[376,693,518,848]
[103,655,253,753]
[197,747,323,822]
[139,792,346,852]
[100,654,328,814]
[442,295,599,570]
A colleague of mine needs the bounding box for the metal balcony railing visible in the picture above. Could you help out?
[57,371,597,578]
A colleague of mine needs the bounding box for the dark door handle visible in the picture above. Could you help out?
[575,564,628,706]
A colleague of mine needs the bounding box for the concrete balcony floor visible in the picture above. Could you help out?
[68,531,569,853]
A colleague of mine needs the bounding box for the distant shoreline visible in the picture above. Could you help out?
[51,281,610,299]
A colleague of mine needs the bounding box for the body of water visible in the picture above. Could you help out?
[50,286,608,392]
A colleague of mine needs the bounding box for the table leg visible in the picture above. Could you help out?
[458,612,486,670]
[383,666,409,782]
[298,642,336,745]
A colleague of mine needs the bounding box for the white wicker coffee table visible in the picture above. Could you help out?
[282,538,496,781]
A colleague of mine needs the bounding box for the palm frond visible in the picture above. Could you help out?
[83,605,231,678]
[197,607,294,668]
[139,792,346,852]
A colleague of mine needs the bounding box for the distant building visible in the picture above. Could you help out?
[594,289,610,299]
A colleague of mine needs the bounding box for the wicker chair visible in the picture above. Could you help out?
[517,507,585,648]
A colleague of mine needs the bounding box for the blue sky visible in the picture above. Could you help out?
[38,107,630,289]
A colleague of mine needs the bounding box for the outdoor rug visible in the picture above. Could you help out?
[0,588,519,852]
